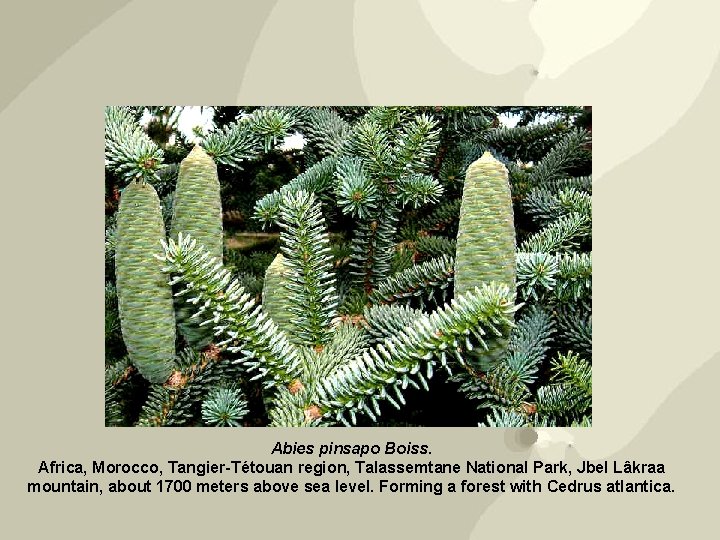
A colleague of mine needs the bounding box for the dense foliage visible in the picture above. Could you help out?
[105,105,592,427]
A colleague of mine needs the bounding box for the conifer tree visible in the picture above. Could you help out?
[104,105,591,427]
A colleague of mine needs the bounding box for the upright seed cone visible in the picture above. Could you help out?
[455,151,516,371]
[262,253,295,338]
[115,181,176,383]
[170,145,223,349]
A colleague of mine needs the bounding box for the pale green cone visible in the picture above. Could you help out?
[115,181,176,383]
[170,145,223,349]
[262,253,295,339]
[455,151,516,371]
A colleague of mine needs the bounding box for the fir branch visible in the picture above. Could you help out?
[522,187,561,224]
[288,325,374,407]
[505,306,555,384]
[268,386,324,427]
[136,386,176,427]
[527,128,591,186]
[316,323,371,379]
[370,254,455,308]
[551,351,592,398]
[438,141,485,185]
[201,120,260,168]
[334,156,379,219]
[363,304,424,346]
[105,282,122,350]
[350,204,399,292]
[555,303,592,359]
[105,357,135,426]
[516,252,559,301]
[535,382,590,421]
[201,386,249,427]
[338,289,370,316]
[316,283,517,425]
[482,120,568,163]
[245,107,297,152]
[555,252,592,302]
[390,113,441,175]
[571,416,593,427]
[414,236,456,260]
[372,204,400,285]
[136,348,247,427]
[202,108,297,168]
[105,106,164,183]
[506,161,533,198]
[160,192,174,233]
[438,106,495,135]
[395,174,444,209]
[105,383,125,427]
[302,107,353,156]
[520,212,591,253]
[437,147,467,185]
[277,190,339,347]
[464,363,531,409]
[364,106,411,131]
[254,156,338,225]
[523,187,591,226]
[517,251,591,302]
[155,163,180,198]
[417,198,461,233]
[105,356,135,387]
[160,233,302,388]
[279,106,312,125]
[546,175,592,194]
[105,224,117,282]
[108,105,592,427]
[348,115,392,177]
[453,306,553,418]
[556,188,592,217]
[480,408,529,427]
[233,272,263,301]
[391,243,416,273]
[165,349,245,426]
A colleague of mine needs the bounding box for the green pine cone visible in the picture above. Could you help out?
[170,145,223,349]
[455,151,516,371]
[115,181,176,383]
[262,253,295,338]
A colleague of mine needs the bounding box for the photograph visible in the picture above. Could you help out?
[8,2,720,538]
[104,105,592,427]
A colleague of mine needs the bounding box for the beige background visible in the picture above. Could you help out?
[2,0,718,537]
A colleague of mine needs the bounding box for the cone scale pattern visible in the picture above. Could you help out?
[454,152,516,370]
[115,181,176,383]
[262,253,295,338]
[170,145,223,348]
